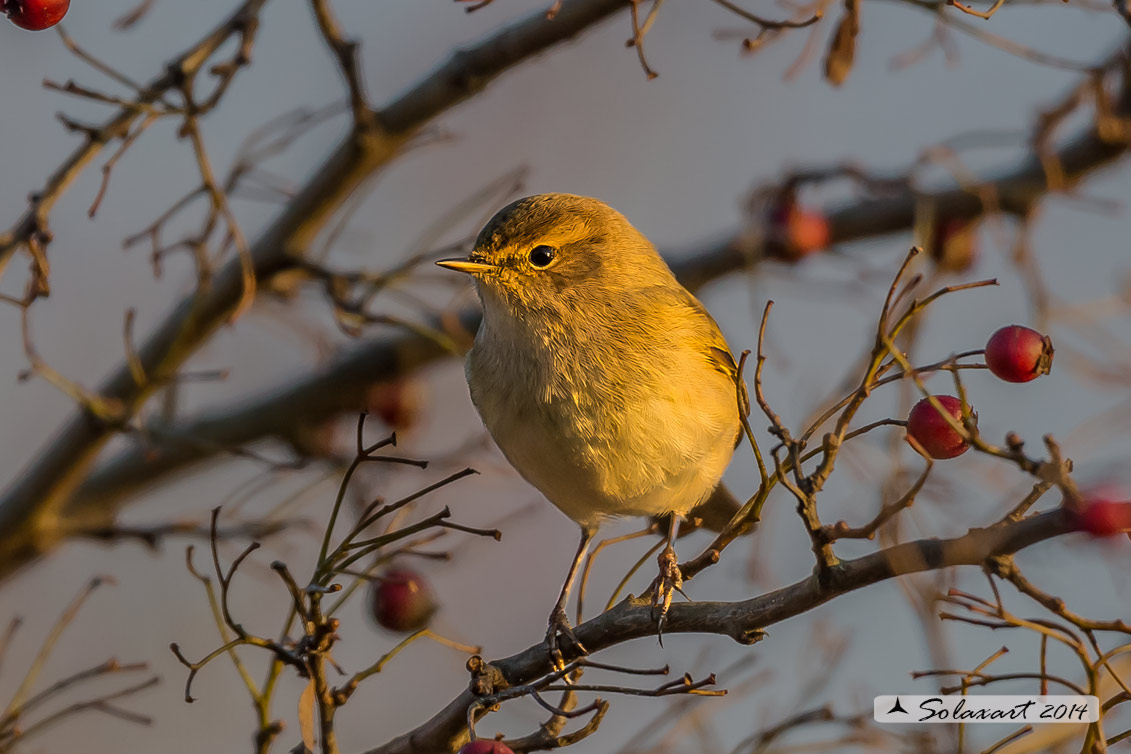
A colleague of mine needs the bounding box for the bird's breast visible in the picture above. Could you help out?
[466,308,737,526]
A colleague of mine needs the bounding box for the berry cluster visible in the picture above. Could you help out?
[904,325,1128,536]
[906,325,1054,460]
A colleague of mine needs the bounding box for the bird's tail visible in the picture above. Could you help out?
[682,483,751,535]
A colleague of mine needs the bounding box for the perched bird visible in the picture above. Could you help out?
[437,194,742,661]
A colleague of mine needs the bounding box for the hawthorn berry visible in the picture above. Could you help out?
[984,325,1053,383]
[766,194,830,260]
[367,379,426,432]
[906,395,972,460]
[785,206,829,257]
[459,740,515,754]
[3,0,69,30]
[1072,488,1131,538]
[367,568,437,633]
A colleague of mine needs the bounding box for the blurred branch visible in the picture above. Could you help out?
[52,53,1131,563]
[309,0,374,124]
[0,580,156,752]
[0,0,630,581]
[364,507,1078,754]
[66,516,306,549]
[0,0,270,297]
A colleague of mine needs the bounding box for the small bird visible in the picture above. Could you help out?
[437,194,742,662]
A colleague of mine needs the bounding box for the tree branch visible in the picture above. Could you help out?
[363,507,1077,754]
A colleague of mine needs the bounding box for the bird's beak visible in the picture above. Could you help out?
[435,258,496,275]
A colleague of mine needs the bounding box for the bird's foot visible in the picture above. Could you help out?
[651,545,688,644]
[546,605,587,671]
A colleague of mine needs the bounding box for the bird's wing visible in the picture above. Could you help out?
[678,289,751,420]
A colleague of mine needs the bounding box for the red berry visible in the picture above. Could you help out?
[906,395,972,459]
[1073,489,1131,537]
[984,325,1053,383]
[367,379,426,432]
[3,0,69,30]
[367,568,436,633]
[459,741,514,754]
[766,195,829,260]
[786,208,830,257]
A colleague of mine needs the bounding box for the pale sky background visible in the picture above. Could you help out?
[0,1,1129,753]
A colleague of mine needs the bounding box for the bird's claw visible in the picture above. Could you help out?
[546,606,587,670]
[651,546,687,644]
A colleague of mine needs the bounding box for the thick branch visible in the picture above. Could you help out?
[364,507,1076,754]
[0,0,628,576]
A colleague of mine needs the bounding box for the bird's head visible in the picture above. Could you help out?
[436,193,671,315]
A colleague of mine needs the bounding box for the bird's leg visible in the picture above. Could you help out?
[546,526,595,670]
[651,513,686,642]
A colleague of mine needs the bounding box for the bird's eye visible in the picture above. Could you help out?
[528,245,556,268]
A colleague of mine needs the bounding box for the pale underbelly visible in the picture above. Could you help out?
[484,398,734,528]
